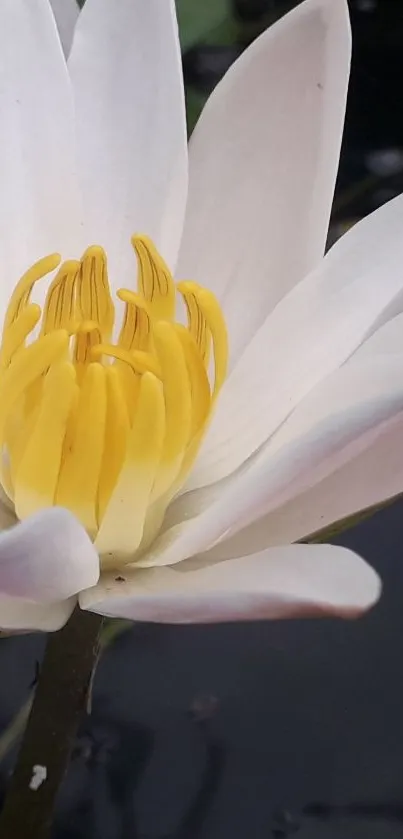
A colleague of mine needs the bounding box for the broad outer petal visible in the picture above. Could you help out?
[0,0,81,306]
[50,0,79,56]
[187,191,403,491]
[177,0,350,364]
[352,311,403,359]
[0,595,76,632]
[204,411,403,558]
[0,508,99,603]
[68,0,188,285]
[80,544,380,623]
[206,315,403,553]
[136,355,403,568]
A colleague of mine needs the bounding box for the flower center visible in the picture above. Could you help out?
[0,236,228,567]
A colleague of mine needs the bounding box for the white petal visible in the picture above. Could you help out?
[138,355,403,568]
[0,595,75,632]
[0,508,99,602]
[80,544,380,623]
[188,191,403,491]
[176,0,350,364]
[352,312,403,358]
[68,0,188,283]
[0,0,81,297]
[50,0,79,56]
[205,410,403,558]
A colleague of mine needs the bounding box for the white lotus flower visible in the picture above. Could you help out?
[2,0,401,633]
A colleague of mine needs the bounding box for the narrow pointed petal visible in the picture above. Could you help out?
[0,0,81,302]
[0,595,76,632]
[50,0,79,57]
[177,0,350,364]
[137,355,403,568]
[187,191,403,491]
[0,508,99,603]
[80,544,380,623]
[68,0,188,284]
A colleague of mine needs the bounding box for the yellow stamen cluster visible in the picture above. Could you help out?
[0,236,228,568]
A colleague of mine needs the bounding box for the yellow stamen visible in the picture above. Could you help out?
[177,280,210,364]
[97,367,130,521]
[3,254,61,332]
[95,372,165,563]
[0,237,228,568]
[116,289,151,352]
[41,260,80,335]
[151,321,191,502]
[196,287,229,397]
[0,304,41,368]
[132,234,175,321]
[14,362,77,519]
[92,344,161,379]
[73,322,103,385]
[177,281,228,396]
[56,363,107,537]
[0,331,69,443]
[77,247,114,340]
[174,324,211,440]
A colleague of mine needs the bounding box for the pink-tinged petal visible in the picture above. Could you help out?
[205,410,403,557]
[136,355,403,568]
[80,544,380,623]
[50,0,79,56]
[0,0,81,303]
[352,312,403,359]
[0,595,76,632]
[0,508,99,602]
[68,0,188,285]
[187,191,403,491]
[177,0,350,365]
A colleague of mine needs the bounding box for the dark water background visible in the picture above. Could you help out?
[2,1,403,836]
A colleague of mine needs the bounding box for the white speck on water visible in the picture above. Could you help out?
[29,765,47,791]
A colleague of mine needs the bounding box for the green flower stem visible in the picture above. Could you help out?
[0,694,33,765]
[0,607,104,839]
[0,618,131,770]
[99,617,132,650]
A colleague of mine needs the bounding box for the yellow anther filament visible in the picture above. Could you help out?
[116,290,151,352]
[0,237,228,566]
[77,247,114,340]
[174,325,211,438]
[56,362,107,537]
[177,281,210,364]
[14,362,77,520]
[73,322,103,385]
[41,260,80,335]
[132,235,176,322]
[0,304,41,368]
[91,344,161,379]
[3,254,61,332]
